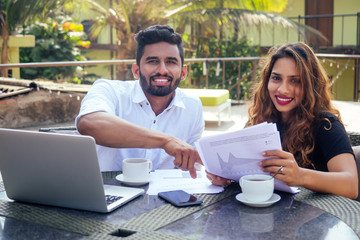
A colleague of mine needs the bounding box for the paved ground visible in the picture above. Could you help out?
[24,100,360,136]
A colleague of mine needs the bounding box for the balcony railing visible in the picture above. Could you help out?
[288,13,360,49]
[0,54,359,101]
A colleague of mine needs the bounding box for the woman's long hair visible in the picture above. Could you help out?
[247,42,341,168]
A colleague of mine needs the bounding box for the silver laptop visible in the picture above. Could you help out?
[0,128,144,213]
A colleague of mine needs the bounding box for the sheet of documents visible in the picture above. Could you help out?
[195,122,300,194]
[147,169,224,195]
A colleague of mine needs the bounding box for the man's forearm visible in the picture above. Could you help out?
[77,111,200,178]
[77,112,170,149]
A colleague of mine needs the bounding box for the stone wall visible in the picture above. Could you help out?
[0,89,84,129]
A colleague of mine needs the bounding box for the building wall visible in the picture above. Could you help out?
[260,0,360,48]
[255,0,306,46]
[326,0,359,100]
[323,58,357,101]
[333,0,360,46]
[82,49,114,80]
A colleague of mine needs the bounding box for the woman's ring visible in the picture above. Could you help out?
[280,166,284,173]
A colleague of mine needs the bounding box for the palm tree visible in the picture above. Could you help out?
[168,0,324,53]
[72,0,323,79]
[0,1,62,77]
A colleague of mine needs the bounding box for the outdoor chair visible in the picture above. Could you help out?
[349,131,360,147]
[182,89,231,126]
[352,144,360,202]
[348,131,360,202]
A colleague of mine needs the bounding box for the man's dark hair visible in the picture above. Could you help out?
[134,25,184,66]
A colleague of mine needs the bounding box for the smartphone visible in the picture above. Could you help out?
[158,190,202,207]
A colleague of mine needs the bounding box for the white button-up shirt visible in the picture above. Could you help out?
[76,79,204,171]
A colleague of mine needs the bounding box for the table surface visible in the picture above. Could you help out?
[0,171,359,240]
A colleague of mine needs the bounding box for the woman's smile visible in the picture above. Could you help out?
[275,95,294,105]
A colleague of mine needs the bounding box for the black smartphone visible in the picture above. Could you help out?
[158,190,202,207]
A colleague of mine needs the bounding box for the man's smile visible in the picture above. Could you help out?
[151,76,172,86]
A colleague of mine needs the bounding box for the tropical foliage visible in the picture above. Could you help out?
[19,16,90,82]
[187,36,260,100]
[0,0,61,77]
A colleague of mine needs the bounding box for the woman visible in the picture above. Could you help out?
[207,42,358,199]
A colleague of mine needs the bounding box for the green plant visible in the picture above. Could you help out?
[184,36,260,100]
[19,16,90,82]
[0,0,59,77]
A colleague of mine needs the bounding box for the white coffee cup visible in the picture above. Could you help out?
[239,174,274,203]
[122,158,153,182]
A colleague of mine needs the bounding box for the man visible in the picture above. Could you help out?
[76,25,204,178]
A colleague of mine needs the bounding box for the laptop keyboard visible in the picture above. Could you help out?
[105,195,123,205]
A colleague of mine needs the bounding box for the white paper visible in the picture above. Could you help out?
[147,169,224,195]
[195,122,300,194]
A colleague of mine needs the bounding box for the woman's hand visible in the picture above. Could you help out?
[205,170,232,186]
[259,150,305,186]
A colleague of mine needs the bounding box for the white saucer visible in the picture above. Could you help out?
[236,193,281,207]
[115,174,153,186]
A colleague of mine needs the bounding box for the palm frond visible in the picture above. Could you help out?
[172,8,326,42]
[3,0,55,33]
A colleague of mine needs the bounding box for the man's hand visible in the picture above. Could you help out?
[163,136,202,179]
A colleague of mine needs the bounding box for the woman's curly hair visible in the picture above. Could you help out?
[247,42,341,168]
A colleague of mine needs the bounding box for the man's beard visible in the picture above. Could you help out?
[139,71,181,97]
